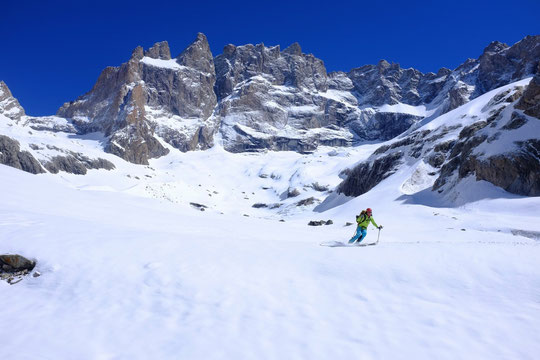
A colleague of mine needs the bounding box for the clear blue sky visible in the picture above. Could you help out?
[2,0,539,116]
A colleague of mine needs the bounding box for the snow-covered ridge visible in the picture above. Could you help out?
[336,77,540,204]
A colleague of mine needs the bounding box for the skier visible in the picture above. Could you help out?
[348,208,382,244]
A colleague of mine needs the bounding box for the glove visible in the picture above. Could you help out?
[379,225,383,230]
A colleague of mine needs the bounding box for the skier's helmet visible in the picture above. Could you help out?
[366,208,372,215]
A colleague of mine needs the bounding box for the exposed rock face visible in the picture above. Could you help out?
[516,64,540,119]
[477,37,540,94]
[339,35,539,117]
[215,42,327,101]
[337,151,403,197]
[0,81,25,121]
[43,152,115,175]
[57,33,219,164]
[215,42,344,152]
[213,35,539,152]
[143,33,217,122]
[465,140,540,196]
[52,34,540,163]
[443,36,540,112]
[325,71,426,141]
[21,116,78,133]
[345,60,449,107]
[0,135,45,174]
[213,41,442,151]
[57,50,145,135]
[144,41,171,60]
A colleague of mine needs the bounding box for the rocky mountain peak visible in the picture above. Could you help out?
[483,41,509,54]
[0,81,25,121]
[377,59,391,71]
[56,33,220,164]
[131,46,144,61]
[283,42,302,56]
[215,39,327,99]
[144,41,171,60]
[436,67,452,77]
[477,35,540,94]
[47,34,540,165]
[176,32,214,74]
[195,32,207,43]
[223,44,236,56]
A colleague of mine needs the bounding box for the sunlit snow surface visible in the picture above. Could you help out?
[1,79,540,359]
[1,157,539,359]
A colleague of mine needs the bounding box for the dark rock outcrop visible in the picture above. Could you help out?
[0,135,45,174]
[189,202,208,211]
[252,203,268,208]
[0,254,36,285]
[308,220,333,226]
[296,197,316,206]
[516,64,540,119]
[502,112,528,130]
[0,254,36,272]
[285,188,301,198]
[43,152,115,175]
[337,152,403,197]
[467,139,540,196]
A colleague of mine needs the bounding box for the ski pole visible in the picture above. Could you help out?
[376,228,381,244]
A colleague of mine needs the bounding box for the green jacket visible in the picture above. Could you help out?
[356,213,379,229]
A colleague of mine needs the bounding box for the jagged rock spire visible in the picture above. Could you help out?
[283,42,302,56]
[144,41,171,60]
[0,81,25,121]
[131,46,144,61]
[176,33,214,74]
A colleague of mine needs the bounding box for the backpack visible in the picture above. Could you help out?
[356,210,367,223]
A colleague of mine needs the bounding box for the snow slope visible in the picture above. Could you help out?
[1,150,539,359]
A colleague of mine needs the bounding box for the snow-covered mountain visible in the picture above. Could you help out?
[5,34,534,165]
[336,75,540,202]
[0,34,539,202]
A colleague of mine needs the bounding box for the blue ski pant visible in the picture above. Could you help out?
[349,227,367,243]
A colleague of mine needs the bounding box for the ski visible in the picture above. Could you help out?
[319,241,377,247]
[355,242,377,247]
